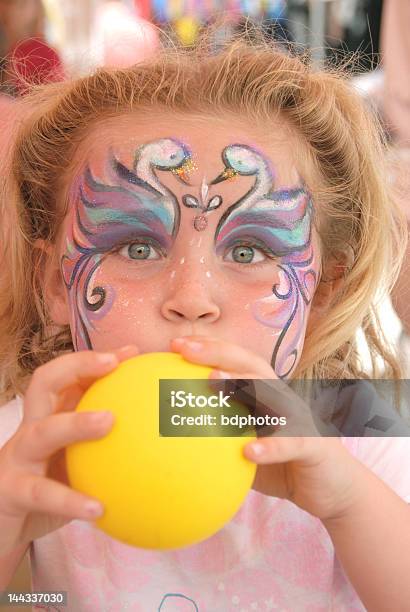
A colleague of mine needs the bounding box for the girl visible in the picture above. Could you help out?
[0,31,410,611]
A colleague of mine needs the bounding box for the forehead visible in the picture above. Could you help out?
[67,111,313,188]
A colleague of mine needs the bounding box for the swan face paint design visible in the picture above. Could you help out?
[212,144,319,379]
[62,137,192,350]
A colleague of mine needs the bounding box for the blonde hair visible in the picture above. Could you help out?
[0,28,407,402]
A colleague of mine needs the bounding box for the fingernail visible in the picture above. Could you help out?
[247,442,265,457]
[184,341,203,351]
[84,500,104,517]
[172,338,203,351]
[172,337,188,346]
[117,345,138,355]
[211,370,231,379]
[97,353,118,365]
[89,411,113,424]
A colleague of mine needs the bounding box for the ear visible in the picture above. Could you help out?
[306,247,354,332]
[34,239,70,326]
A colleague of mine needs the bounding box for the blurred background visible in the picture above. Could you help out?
[1,1,409,605]
[0,0,389,83]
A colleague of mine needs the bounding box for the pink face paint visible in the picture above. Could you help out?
[61,136,320,378]
[62,138,191,350]
[212,144,319,378]
[251,246,320,378]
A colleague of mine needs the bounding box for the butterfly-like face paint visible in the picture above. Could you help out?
[212,144,317,378]
[60,124,321,379]
[61,138,189,350]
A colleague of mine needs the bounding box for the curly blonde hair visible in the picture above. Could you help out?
[0,28,407,402]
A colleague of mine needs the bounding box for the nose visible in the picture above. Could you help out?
[161,275,220,324]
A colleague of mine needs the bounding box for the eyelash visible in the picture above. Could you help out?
[112,237,278,267]
[112,237,166,259]
[224,238,278,267]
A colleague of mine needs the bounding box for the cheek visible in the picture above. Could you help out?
[90,283,155,342]
[72,261,164,350]
[248,249,320,378]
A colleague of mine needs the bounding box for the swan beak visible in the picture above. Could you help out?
[172,162,192,185]
[211,168,237,185]
[178,168,191,184]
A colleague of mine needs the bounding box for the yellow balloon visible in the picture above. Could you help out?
[66,352,256,550]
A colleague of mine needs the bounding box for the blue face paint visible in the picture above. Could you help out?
[61,138,194,350]
[211,144,318,378]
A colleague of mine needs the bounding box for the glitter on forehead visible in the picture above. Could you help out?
[171,156,198,180]
[225,168,238,181]
[194,215,208,231]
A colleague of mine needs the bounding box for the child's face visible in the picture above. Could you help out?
[52,114,322,379]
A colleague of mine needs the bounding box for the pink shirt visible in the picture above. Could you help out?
[1,396,410,612]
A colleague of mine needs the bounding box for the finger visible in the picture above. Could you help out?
[171,336,276,377]
[207,375,294,439]
[16,410,115,464]
[23,350,122,423]
[54,345,140,413]
[209,372,317,432]
[243,436,325,465]
[209,370,261,380]
[207,372,262,408]
[10,473,105,521]
[47,447,69,486]
[114,345,140,361]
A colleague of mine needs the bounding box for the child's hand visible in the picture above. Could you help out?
[0,346,139,557]
[171,335,363,522]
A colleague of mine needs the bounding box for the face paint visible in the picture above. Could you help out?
[212,144,318,379]
[182,178,223,231]
[61,137,193,350]
[61,129,320,379]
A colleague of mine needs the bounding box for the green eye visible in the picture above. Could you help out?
[223,241,270,265]
[119,242,160,261]
[129,244,150,259]
[232,245,254,263]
